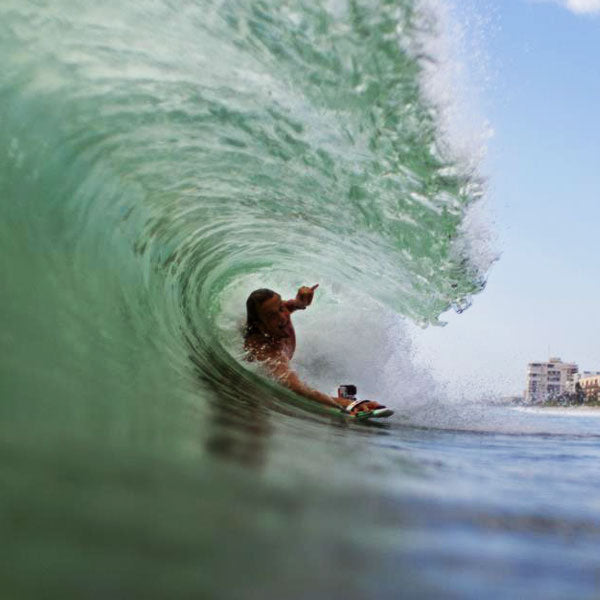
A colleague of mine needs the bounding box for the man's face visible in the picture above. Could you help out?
[258,294,291,338]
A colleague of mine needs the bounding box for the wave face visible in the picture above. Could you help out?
[1,0,487,421]
[1,0,492,597]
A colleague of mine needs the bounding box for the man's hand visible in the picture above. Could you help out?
[295,284,319,309]
[336,398,384,415]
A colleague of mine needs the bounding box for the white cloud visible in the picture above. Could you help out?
[565,0,600,14]
[541,0,600,14]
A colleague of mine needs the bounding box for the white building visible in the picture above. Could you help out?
[524,358,578,404]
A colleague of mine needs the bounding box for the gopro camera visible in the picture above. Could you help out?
[338,384,357,400]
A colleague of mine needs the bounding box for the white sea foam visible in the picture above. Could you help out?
[415,0,498,284]
[415,0,495,165]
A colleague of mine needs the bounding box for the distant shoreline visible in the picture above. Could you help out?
[514,406,600,417]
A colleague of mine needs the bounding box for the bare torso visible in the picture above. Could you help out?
[244,323,295,364]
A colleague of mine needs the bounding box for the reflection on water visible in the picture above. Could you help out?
[205,391,272,468]
[3,389,600,599]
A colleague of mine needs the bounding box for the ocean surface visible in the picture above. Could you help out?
[2,1,599,598]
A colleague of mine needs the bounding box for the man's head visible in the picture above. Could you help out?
[245,288,291,339]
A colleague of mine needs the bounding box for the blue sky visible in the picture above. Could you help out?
[413,0,600,398]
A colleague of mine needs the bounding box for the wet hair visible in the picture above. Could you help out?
[244,288,277,339]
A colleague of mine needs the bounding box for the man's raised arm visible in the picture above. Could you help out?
[284,284,319,312]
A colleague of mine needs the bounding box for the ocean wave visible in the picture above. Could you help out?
[0,0,490,428]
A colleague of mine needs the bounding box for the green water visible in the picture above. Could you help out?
[0,1,529,598]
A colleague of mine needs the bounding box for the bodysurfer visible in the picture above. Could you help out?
[243,285,389,417]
